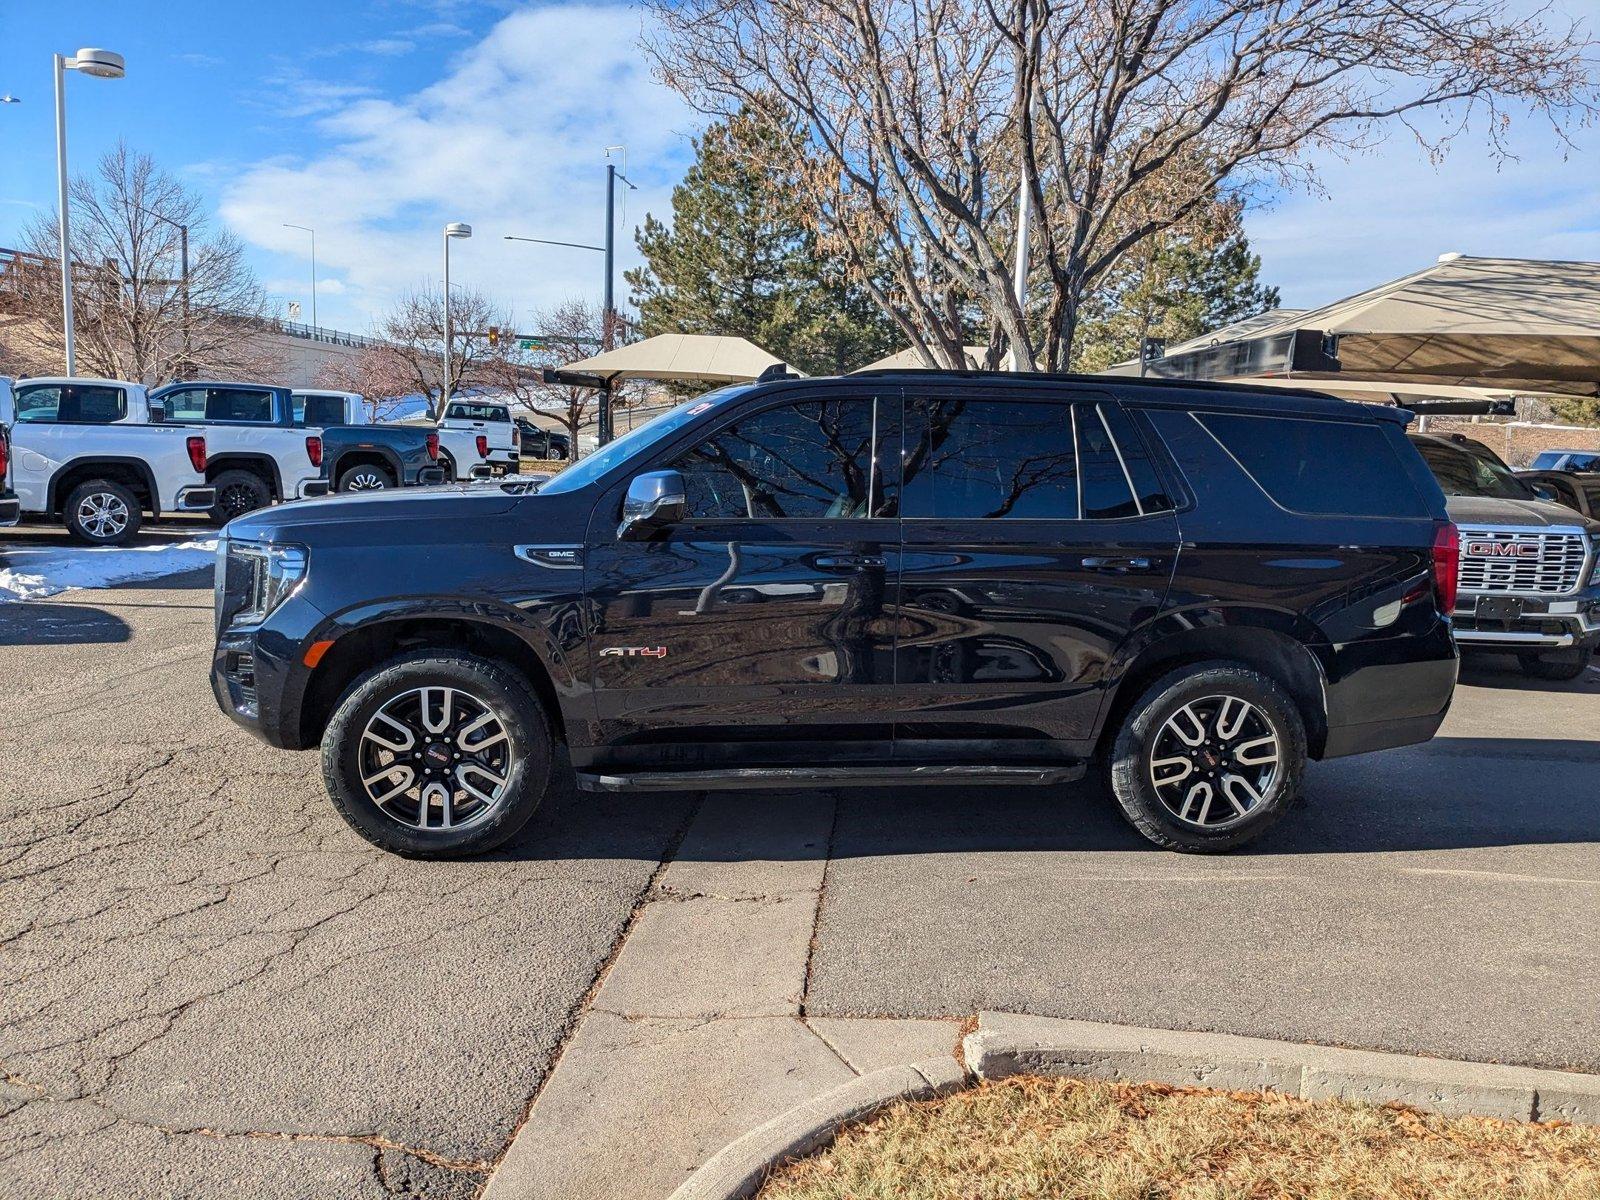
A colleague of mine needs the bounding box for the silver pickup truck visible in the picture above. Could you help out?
[1411,431,1600,680]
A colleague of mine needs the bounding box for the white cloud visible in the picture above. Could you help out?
[222,4,696,332]
[1246,114,1600,310]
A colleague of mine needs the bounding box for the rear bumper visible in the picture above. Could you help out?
[1320,621,1458,760]
[175,485,217,513]
[298,479,331,499]
[1452,588,1600,649]
[414,466,446,486]
[0,494,19,527]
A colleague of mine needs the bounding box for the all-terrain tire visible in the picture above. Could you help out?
[64,478,142,545]
[1517,648,1591,681]
[321,650,552,858]
[209,469,272,525]
[1106,662,1306,853]
[337,463,395,492]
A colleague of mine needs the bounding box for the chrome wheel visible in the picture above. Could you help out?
[77,491,130,540]
[357,686,513,831]
[1148,694,1280,830]
[345,469,388,491]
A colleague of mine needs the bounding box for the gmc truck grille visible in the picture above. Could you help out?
[1456,528,1589,596]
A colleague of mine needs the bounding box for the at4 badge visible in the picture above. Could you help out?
[599,646,668,658]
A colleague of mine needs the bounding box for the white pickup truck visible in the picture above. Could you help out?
[0,377,216,544]
[436,398,520,478]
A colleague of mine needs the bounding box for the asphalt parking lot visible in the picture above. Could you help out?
[2,547,1597,1199]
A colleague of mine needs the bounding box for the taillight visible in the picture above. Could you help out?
[511,424,521,448]
[1431,521,1460,615]
[426,432,439,461]
[305,435,323,468]
[476,434,489,459]
[186,436,207,473]
[0,434,9,481]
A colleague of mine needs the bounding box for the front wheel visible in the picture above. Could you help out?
[64,479,142,545]
[1106,663,1306,853]
[1517,648,1591,681]
[321,651,552,857]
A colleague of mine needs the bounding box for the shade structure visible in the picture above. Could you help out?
[1115,255,1600,397]
[558,334,793,384]
[854,345,991,372]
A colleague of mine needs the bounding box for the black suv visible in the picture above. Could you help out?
[212,372,1459,857]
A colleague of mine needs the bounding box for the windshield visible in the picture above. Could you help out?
[536,385,755,495]
[1416,440,1537,501]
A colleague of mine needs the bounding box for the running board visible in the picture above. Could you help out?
[575,763,1085,792]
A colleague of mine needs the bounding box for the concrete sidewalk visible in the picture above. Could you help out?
[481,792,958,1200]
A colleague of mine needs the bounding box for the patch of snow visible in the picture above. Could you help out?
[0,538,218,602]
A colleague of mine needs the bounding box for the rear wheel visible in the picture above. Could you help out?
[337,463,394,492]
[1517,648,1591,681]
[209,469,271,525]
[321,651,552,857]
[64,479,141,545]
[1106,663,1306,853]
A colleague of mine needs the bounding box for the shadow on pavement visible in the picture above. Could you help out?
[494,734,1599,864]
[0,602,132,647]
[1458,651,1599,694]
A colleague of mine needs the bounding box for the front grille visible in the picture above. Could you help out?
[1457,528,1589,596]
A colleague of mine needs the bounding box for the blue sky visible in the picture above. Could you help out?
[2,0,1597,335]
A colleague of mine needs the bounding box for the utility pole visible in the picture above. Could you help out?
[600,151,636,445]
[441,222,471,414]
[282,223,317,331]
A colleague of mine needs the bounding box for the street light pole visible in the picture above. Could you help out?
[135,204,191,379]
[441,222,471,414]
[52,47,125,375]
[282,223,317,331]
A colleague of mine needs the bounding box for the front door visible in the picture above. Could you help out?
[583,390,902,767]
[893,388,1180,759]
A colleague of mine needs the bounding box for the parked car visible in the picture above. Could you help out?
[1,377,215,544]
[112,380,332,523]
[514,417,570,461]
[290,390,447,492]
[1516,469,1600,520]
[1409,431,1600,679]
[0,419,19,528]
[438,398,519,478]
[1525,449,1600,472]
[212,370,1459,859]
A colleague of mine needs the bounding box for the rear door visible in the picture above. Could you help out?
[583,387,902,759]
[893,386,1180,755]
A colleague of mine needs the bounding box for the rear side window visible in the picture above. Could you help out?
[1201,412,1429,518]
[902,399,1078,519]
[296,394,347,426]
[209,389,274,422]
[15,384,127,423]
[447,403,508,422]
[671,398,883,519]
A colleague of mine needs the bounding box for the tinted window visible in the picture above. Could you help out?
[902,399,1078,519]
[672,399,882,519]
[160,388,207,421]
[1581,481,1600,514]
[296,394,347,426]
[209,389,274,422]
[14,384,127,423]
[447,403,508,422]
[1203,413,1430,517]
[1413,439,1535,502]
[1101,404,1173,513]
[1076,406,1139,519]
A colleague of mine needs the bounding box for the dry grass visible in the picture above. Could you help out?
[754,1076,1600,1200]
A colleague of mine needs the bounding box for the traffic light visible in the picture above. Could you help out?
[488,326,500,348]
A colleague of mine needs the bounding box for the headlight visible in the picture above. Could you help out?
[223,541,308,628]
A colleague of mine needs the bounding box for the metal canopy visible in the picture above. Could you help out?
[550,334,793,385]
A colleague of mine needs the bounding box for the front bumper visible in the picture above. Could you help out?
[0,494,19,528]
[174,485,218,513]
[1451,589,1600,649]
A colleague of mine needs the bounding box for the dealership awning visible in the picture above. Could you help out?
[854,345,991,372]
[547,334,794,386]
[1112,254,1600,398]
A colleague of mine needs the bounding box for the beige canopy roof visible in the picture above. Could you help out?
[560,334,793,383]
[854,345,991,372]
[1121,255,1600,395]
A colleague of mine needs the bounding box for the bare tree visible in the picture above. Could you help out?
[15,142,283,383]
[319,286,511,420]
[645,0,1595,369]
[481,299,615,456]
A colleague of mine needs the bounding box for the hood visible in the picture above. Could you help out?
[1444,494,1599,530]
[224,481,530,544]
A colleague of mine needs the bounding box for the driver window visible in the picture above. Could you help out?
[669,398,885,520]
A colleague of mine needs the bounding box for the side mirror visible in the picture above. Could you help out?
[1531,483,1558,502]
[619,470,686,540]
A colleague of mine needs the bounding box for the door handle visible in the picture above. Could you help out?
[814,553,886,571]
[1082,555,1152,572]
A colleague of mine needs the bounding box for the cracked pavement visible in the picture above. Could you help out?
[0,560,693,1199]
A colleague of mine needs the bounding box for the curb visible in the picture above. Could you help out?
[964,1012,1600,1124]
[665,1056,966,1200]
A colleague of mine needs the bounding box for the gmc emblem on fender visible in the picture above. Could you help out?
[600,646,668,658]
[1464,541,1539,558]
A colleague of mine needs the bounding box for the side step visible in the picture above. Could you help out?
[575,763,1085,793]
